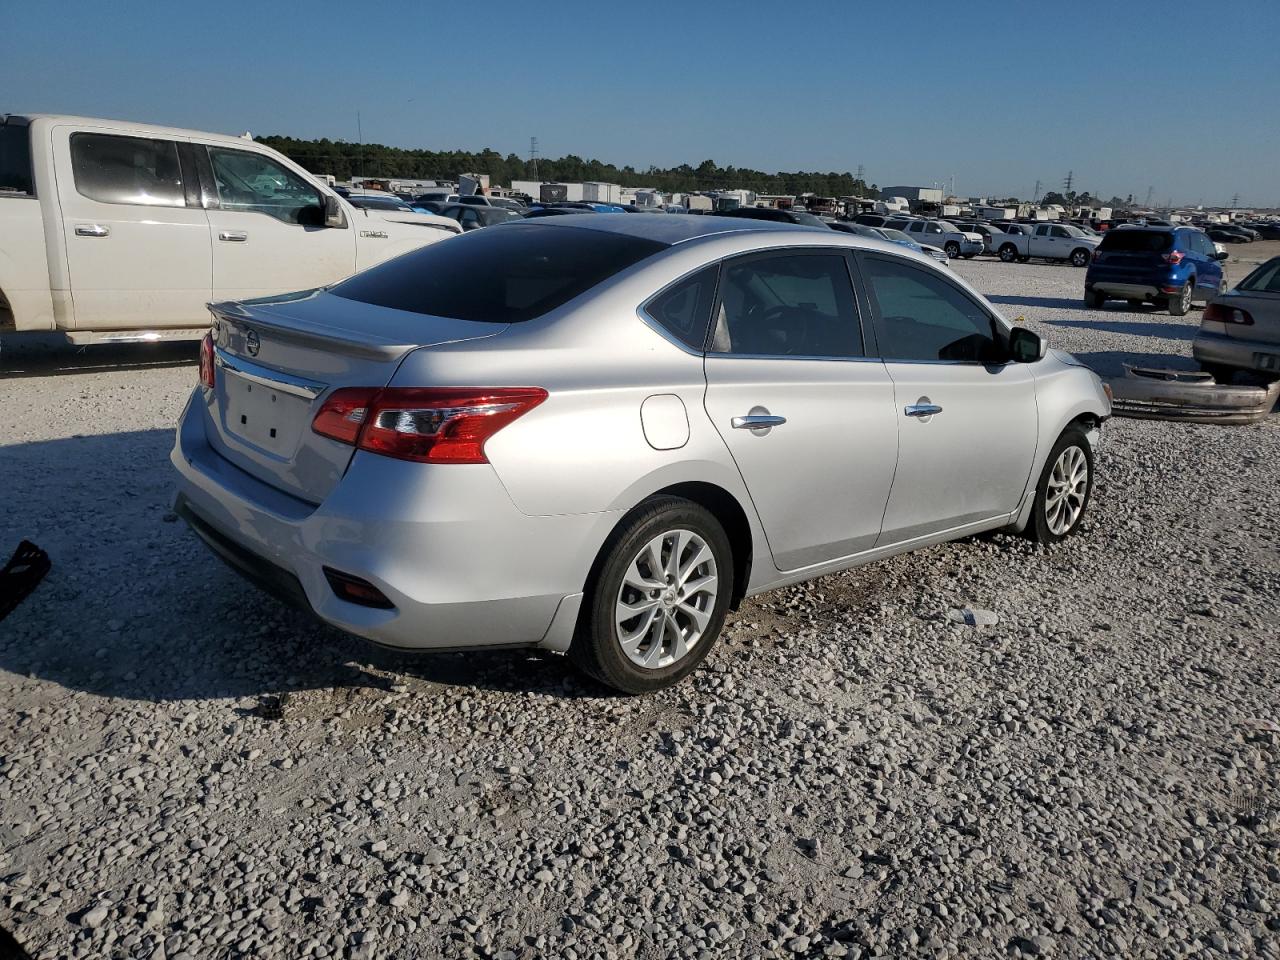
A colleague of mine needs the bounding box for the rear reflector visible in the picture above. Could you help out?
[199,332,215,389]
[312,387,547,464]
[1203,303,1254,325]
[323,567,394,608]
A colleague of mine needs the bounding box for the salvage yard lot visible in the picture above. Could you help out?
[1,258,1278,959]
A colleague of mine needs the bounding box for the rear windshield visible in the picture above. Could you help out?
[0,121,34,197]
[331,223,666,322]
[1099,230,1172,253]
[1237,259,1280,294]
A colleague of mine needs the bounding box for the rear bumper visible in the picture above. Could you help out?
[1192,330,1280,374]
[1088,282,1163,299]
[171,390,613,652]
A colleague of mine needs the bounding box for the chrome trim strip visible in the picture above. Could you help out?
[213,347,325,399]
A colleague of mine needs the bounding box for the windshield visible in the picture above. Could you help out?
[878,228,914,244]
[1099,230,1173,253]
[935,221,959,232]
[1237,258,1280,294]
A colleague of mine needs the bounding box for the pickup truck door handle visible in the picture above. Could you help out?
[732,414,786,430]
[904,402,943,418]
[74,224,109,238]
[218,230,248,242]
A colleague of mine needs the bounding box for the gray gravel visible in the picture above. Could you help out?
[2,259,1279,959]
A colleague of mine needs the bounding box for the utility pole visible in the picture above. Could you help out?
[1145,186,1154,208]
[1063,170,1074,195]
[1231,193,1239,209]
[1033,179,1041,203]
[529,137,539,181]
[356,110,364,186]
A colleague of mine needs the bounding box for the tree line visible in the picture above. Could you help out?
[255,135,878,198]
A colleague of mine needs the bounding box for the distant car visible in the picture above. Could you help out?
[438,204,521,230]
[890,219,983,259]
[1206,225,1254,244]
[952,221,1008,255]
[344,195,415,213]
[1193,256,1280,380]
[713,207,828,228]
[412,190,458,205]
[1085,226,1227,315]
[829,222,949,265]
[523,206,594,218]
[1243,222,1280,240]
[852,213,902,228]
[409,200,451,215]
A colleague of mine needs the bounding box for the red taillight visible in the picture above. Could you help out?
[1162,250,1184,264]
[1203,303,1254,325]
[199,332,215,389]
[312,387,379,445]
[312,387,547,464]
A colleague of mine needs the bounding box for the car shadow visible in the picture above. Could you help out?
[1066,350,1201,378]
[0,333,198,379]
[0,429,610,704]
[1046,318,1200,341]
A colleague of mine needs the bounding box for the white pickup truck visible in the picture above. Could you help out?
[0,114,462,343]
[992,221,1100,267]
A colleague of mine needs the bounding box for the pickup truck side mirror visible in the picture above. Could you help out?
[324,193,346,228]
[1009,326,1047,363]
[1213,250,1229,261]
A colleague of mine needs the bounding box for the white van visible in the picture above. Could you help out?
[0,114,461,343]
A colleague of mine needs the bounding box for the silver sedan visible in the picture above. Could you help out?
[172,215,1111,693]
[1193,256,1280,380]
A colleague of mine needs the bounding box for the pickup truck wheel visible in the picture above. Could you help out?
[944,241,960,259]
[1069,248,1091,267]
[1168,281,1193,316]
[1085,290,1106,309]
[998,244,1018,263]
[1027,428,1094,544]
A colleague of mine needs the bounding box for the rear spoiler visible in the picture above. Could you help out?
[209,296,416,362]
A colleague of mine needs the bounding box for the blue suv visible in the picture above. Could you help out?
[1084,226,1227,316]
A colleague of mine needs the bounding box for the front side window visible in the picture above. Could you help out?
[70,133,184,207]
[925,222,942,234]
[644,265,718,350]
[861,256,1004,364]
[207,147,323,224]
[709,253,862,358]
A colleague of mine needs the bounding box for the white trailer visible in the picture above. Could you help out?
[583,182,622,204]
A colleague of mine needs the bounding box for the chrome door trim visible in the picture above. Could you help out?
[213,347,325,399]
[731,414,787,429]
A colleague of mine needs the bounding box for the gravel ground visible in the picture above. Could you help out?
[1,258,1278,960]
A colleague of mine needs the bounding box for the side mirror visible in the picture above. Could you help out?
[1214,250,1229,261]
[1009,326,1047,363]
[324,193,346,228]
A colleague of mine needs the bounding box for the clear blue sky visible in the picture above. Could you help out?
[4,0,1278,206]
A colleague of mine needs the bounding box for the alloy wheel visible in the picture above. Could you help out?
[1045,445,1088,536]
[1182,285,1193,312]
[615,529,718,669]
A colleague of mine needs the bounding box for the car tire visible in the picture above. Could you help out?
[998,244,1018,262]
[1026,427,1094,545]
[945,241,961,259]
[1070,248,1091,267]
[1085,290,1106,309]
[1168,281,1193,316]
[571,496,732,694]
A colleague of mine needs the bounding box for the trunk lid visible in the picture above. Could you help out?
[203,289,507,503]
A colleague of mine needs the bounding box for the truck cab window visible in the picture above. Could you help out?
[70,133,185,207]
[206,147,324,225]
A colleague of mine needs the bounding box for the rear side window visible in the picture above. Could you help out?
[331,223,666,322]
[0,122,34,197]
[70,133,184,207]
[1238,259,1280,293]
[710,253,863,358]
[644,266,718,350]
[1099,230,1172,253]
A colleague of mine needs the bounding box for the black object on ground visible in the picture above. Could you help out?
[257,693,291,720]
[0,540,50,623]
[0,923,35,960]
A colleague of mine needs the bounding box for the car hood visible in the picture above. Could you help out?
[962,232,983,242]
[363,209,461,233]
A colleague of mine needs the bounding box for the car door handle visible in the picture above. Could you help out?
[732,414,787,430]
[75,224,109,238]
[904,403,943,418]
[218,230,248,242]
